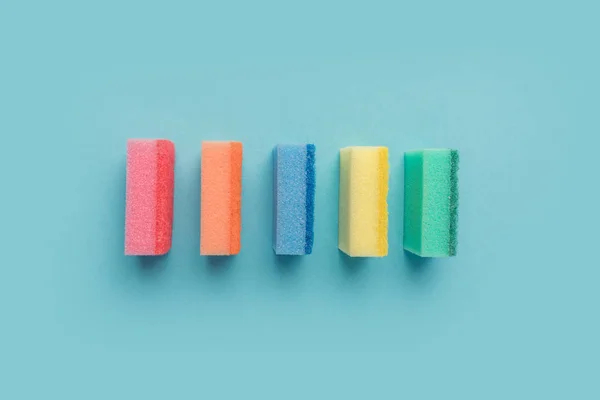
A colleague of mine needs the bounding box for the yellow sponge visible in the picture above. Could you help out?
[338,146,389,257]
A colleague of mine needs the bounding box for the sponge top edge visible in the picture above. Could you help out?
[201,140,242,144]
[341,146,387,150]
[275,143,315,148]
[127,138,174,144]
[405,148,457,154]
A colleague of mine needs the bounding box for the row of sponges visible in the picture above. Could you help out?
[339,147,459,257]
[125,140,459,258]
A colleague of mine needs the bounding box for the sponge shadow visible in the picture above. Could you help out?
[403,250,434,282]
[136,255,168,278]
[273,254,302,278]
[338,251,367,280]
[206,255,234,277]
[194,153,202,258]
[116,158,127,256]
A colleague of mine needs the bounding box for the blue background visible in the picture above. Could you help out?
[1,1,598,398]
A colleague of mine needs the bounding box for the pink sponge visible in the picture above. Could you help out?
[125,139,175,255]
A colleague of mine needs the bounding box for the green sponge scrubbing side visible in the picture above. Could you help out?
[404,149,459,257]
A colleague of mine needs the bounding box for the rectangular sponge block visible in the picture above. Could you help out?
[338,146,389,257]
[404,149,459,257]
[125,139,175,255]
[201,141,243,255]
[273,144,316,255]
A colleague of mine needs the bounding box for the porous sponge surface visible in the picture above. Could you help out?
[125,139,174,255]
[448,150,459,254]
[201,141,243,255]
[376,147,389,256]
[155,140,175,255]
[273,145,307,255]
[229,142,243,254]
[304,144,316,254]
[404,149,459,257]
[125,140,157,255]
[338,146,388,257]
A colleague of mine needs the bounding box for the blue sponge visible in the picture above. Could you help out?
[273,144,316,255]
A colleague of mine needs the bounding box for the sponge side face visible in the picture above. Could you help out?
[338,146,389,257]
[376,147,389,256]
[201,141,240,255]
[273,145,307,255]
[338,148,352,254]
[229,142,243,255]
[448,150,459,255]
[154,140,176,255]
[404,149,459,257]
[403,151,424,255]
[304,144,316,254]
[125,139,175,256]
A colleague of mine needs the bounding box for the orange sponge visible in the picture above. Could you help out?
[200,141,243,255]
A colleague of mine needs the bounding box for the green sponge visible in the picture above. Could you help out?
[404,149,459,257]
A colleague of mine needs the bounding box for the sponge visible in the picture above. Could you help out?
[125,139,175,255]
[273,144,316,255]
[200,141,243,255]
[338,146,389,257]
[404,149,459,257]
